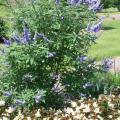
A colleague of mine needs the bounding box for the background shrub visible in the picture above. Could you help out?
[0,18,8,44]
[101,0,120,11]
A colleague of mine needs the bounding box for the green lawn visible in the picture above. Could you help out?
[0,5,9,17]
[89,19,120,60]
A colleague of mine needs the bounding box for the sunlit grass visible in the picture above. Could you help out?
[89,19,120,60]
[0,5,10,17]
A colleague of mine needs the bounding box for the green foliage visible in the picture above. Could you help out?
[0,0,5,5]
[0,0,100,110]
[0,18,7,37]
[114,0,120,11]
[101,0,114,9]
[91,72,120,96]
[101,0,120,11]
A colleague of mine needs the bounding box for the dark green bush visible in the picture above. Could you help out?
[0,18,7,37]
[101,0,114,9]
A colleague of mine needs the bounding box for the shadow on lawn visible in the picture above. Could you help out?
[102,26,115,30]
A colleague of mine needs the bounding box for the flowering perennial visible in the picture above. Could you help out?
[4,26,50,45]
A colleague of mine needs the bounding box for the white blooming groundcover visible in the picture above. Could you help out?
[0,94,120,120]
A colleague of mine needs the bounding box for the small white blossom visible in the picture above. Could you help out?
[1,116,10,120]
[94,108,100,114]
[97,115,104,120]
[93,102,98,108]
[35,109,41,118]
[5,106,16,114]
[0,100,5,107]
[79,103,85,109]
[83,105,90,113]
[71,101,77,108]
[108,115,113,119]
[66,107,76,115]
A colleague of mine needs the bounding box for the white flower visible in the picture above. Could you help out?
[0,100,5,107]
[53,117,59,120]
[1,113,10,117]
[94,108,101,114]
[108,102,114,108]
[75,107,80,114]
[71,101,77,108]
[54,110,62,115]
[1,116,10,120]
[116,117,120,120]
[79,103,85,109]
[66,107,76,115]
[111,95,115,98]
[93,102,98,108]
[97,115,104,120]
[35,109,41,118]
[13,116,20,120]
[27,116,31,120]
[74,113,85,119]
[13,110,24,119]
[108,115,113,119]
[5,106,16,114]
[83,105,90,113]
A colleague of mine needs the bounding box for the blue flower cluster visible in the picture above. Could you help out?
[55,0,103,33]
[3,24,50,46]
[87,20,103,33]
[34,90,46,103]
[102,58,113,71]
[77,55,88,62]
[83,82,95,89]
[55,0,102,11]
[3,91,25,106]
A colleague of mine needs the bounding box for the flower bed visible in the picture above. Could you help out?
[0,94,120,120]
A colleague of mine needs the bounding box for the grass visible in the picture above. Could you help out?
[88,19,120,60]
[0,5,10,17]
[101,7,119,13]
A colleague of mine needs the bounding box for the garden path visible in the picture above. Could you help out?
[110,57,120,73]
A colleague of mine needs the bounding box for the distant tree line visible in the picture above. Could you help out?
[101,0,120,11]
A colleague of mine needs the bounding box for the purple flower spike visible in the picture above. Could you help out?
[69,0,82,5]
[88,0,101,11]
[83,82,95,89]
[23,25,31,43]
[13,32,20,43]
[36,32,50,42]
[15,99,25,105]
[68,0,102,12]
[3,38,12,45]
[43,36,50,42]
[87,20,103,33]
[35,95,42,103]
[47,52,56,58]
[77,55,87,62]
[61,16,64,21]
[51,73,61,80]
[36,33,44,39]
[102,58,113,71]
[4,91,12,97]
[55,0,60,4]
[34,90,46,103]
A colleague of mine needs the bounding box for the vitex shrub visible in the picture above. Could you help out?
[0,0,103,109]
